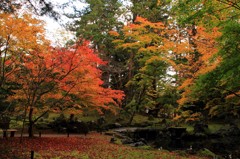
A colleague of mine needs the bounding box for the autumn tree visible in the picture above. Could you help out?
[174,26,221,122]
[8,41,124,137]
[186,22,240,120]
[0,12,48,121]
[174,0,240,121]
[111,16,185,124]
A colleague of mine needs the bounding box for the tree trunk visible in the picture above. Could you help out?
[20,105,28,143]
[28,108,34,137]
[128,87,145,125]
[128,111,135,125]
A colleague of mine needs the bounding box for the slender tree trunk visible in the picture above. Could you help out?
[128,111,135,125]
[127,52,135,102]
[128,86,146,125]
[20,105,28,143]
[28,108,34,137]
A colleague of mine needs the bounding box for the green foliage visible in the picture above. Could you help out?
[131,114,162,126]
[174,150,189,157]
[188,20,240,118]
[208,123,228,134]
[174,0,240,120]
[114,16,177,116]
[137,145,153,150]
[175,0,240,27]
[130,0,171,22]
[70,0,129,90]
[75,0,123,46]
[125,98,138,112]
[9,120,22,129]
[197,148,216,158]
[217,21,240,91]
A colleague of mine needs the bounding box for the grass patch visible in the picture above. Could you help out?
[181,124,194,133]
[137,145,154,150]
[181,122,230,134]
[132,114,163,126]
[196,148,216,158]
[207,123,228,133]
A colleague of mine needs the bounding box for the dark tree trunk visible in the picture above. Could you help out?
[28,108,34,137]
[128,111,135,125]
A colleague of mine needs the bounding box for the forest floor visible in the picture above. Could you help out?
[0,132,209,159]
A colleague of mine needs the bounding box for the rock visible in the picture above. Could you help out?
[121,138,134,144]
[194,132,208,139]
[228,125,240,136]
[102,123,122,130]
[110,137,116,143]
[196,148,218,158]
[114,122,122,128]
[121,136,147,147]
[129,141,146,147]
[139,138,147,145]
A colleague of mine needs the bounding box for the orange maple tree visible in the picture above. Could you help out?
[0,12,49,123]
[177,26,221,105]
[173,26,222,122]
[0,12,48,86]
[9,40,124,137]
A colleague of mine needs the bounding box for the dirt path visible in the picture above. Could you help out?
[0,131,92,138]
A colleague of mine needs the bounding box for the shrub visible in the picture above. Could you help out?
[197,148,217,158]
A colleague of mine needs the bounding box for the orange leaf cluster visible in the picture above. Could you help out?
[177,26,222,105]
[8,40,124,115]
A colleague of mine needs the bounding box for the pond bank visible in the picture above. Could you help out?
[113,127,240,159]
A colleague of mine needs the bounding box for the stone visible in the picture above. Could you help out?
[129,141,146,147]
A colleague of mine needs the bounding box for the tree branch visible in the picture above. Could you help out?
[216,0,240,11]
[215,86,240,98]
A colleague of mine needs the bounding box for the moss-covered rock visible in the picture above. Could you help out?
[196,148,221,158]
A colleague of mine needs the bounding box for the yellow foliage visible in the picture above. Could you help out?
[177,25,221,105]
[173,114,181,121]
[177,96,188,106]
[108,30,119,37]
[178,79,193,90]
[134,16,165,30]
[121,42,142,49]
[64,108,83,115]
[145,56,162,65]
[225,92,240,99]
[137,35,152,44]
[0,12,49,55]
[174,43,191,54]
[113,39,124,44]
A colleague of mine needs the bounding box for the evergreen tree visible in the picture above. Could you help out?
[69,0,126,89]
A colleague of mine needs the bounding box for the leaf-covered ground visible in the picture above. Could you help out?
[0,133,208,159]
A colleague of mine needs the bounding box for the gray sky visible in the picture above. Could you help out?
[41,0,87,46]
